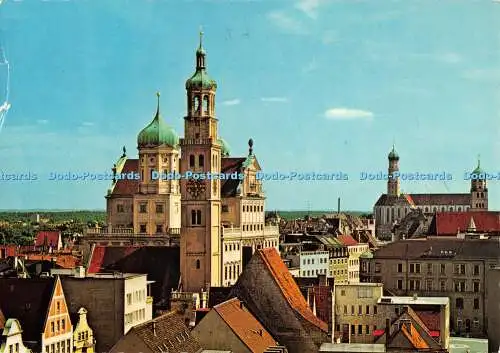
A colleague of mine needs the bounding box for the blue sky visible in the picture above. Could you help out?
[0,0,499,211]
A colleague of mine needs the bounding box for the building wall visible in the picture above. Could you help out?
[299,251,329,278]
[362,257,492,337]
[347,244,369,283]
[0,319,31,353]
[107,196,134,227]
[123,275,153,334]
[486,267,500,351]
[42,277,73,353]
[61,277,125,353]
[192,310,251,353]
[333,283,385,343]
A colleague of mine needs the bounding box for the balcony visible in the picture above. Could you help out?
[179,138,213,146]
[85,227,180,237]
[222,225,279,238]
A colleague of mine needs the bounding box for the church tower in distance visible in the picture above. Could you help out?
[387,145,400,197]
[179,31,223,292]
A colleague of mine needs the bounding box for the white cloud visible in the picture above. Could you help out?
[462,68,500,82]
[261,97,289,103]
[324,108,374,120]
[266,11,308,35]
[436,52,462,64]
[294,0,326,19]
[221,99,241,106]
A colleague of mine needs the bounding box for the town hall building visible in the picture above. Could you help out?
[374,146,488,238]
[91,32,279,292]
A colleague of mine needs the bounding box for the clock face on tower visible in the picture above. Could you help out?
[187,179,206,198]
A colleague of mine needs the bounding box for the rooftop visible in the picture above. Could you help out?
[449,337,488,353]
[319,343,386,352]
[81,272,146,279]
[378,296,449,306]
[213,298,277,352]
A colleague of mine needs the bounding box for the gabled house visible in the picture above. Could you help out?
[0,318,32,353]
[192,297,279,353]
[0,276,73,353]
[72,307,95,353]
[230,248,329,353]
[375,306,446,352]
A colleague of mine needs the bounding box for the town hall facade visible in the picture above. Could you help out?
[101,33,279,292]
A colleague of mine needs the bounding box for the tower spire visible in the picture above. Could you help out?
[196,28,206,70]
[477,154,481,168]
[155,91,160,117]
[199,26,204,49]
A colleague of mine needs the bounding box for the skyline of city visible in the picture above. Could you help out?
[0,0,499,210]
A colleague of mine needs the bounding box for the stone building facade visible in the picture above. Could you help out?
[360,237,500,338]
[91,32,279,291]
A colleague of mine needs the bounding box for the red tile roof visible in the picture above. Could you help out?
[35,231,61,247]
[110,159,139,195]
[25,254,80,269]
[434,211,500,235]
[0,245,18,258]
[258,248,328,332]
[87,245,140,273]
[214,298,277,352]
[337,235,358,246]
[409,193,471,206]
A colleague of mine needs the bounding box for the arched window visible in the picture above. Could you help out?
[203,95,209,114]
[458,207,462,211]
[194,96,200,113]
[199,154,204,167]
[433,207,437,212]
[481,192,484,198]
[441,207,445,212]
[189,155,195,168]
[425,207,429,212]
[449,207,453,211]
[196,259,200,269]
[196,210,202,225]
[191,210,196,225]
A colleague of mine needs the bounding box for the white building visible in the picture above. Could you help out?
[298,251,329,278]
[0,319,32,353]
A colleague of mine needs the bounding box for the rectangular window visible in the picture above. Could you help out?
[343,305,347,314]
[454,281,466,292]
[139,224,146,233]
[61,319,65,330]
[427,263,432,274]
[409,280,420,291]
[222,205,229,212]
[397,263,403,272]
[473,282,480,292]
[117,204,124,213]
[127,293,132,305]
[455,264,466,275]
[358,325,362,334]
[440,264,446,274]
[351,305,354,315]
[156,224,163,233]
[474,298,480,310]
[358,305,362,315]
[440,280,446,291]
[351,325,355,335]
[473,265,480,276]
[139,203,147,213]
[366,305,370,315]
[51,322,54,333]
[397,279,403,290]
[374,306,377,315]
[426,279,433,291]
[155,204,164,213]
[365,325,370,334]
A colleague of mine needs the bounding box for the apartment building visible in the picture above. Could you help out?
[333,283,385,343]
[61,272,153,353]
[360,237,500,337]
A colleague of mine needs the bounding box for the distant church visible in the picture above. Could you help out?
[102,32,280,292]
[373,146,488,238]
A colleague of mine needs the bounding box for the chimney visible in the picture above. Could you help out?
[337,198,341,214]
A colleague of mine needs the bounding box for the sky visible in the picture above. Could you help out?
[0,0,499,211]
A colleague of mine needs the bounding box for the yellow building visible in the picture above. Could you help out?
[72,307,95,353]
[333,283,385,343]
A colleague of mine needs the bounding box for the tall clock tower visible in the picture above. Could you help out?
[179,31,223,292]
